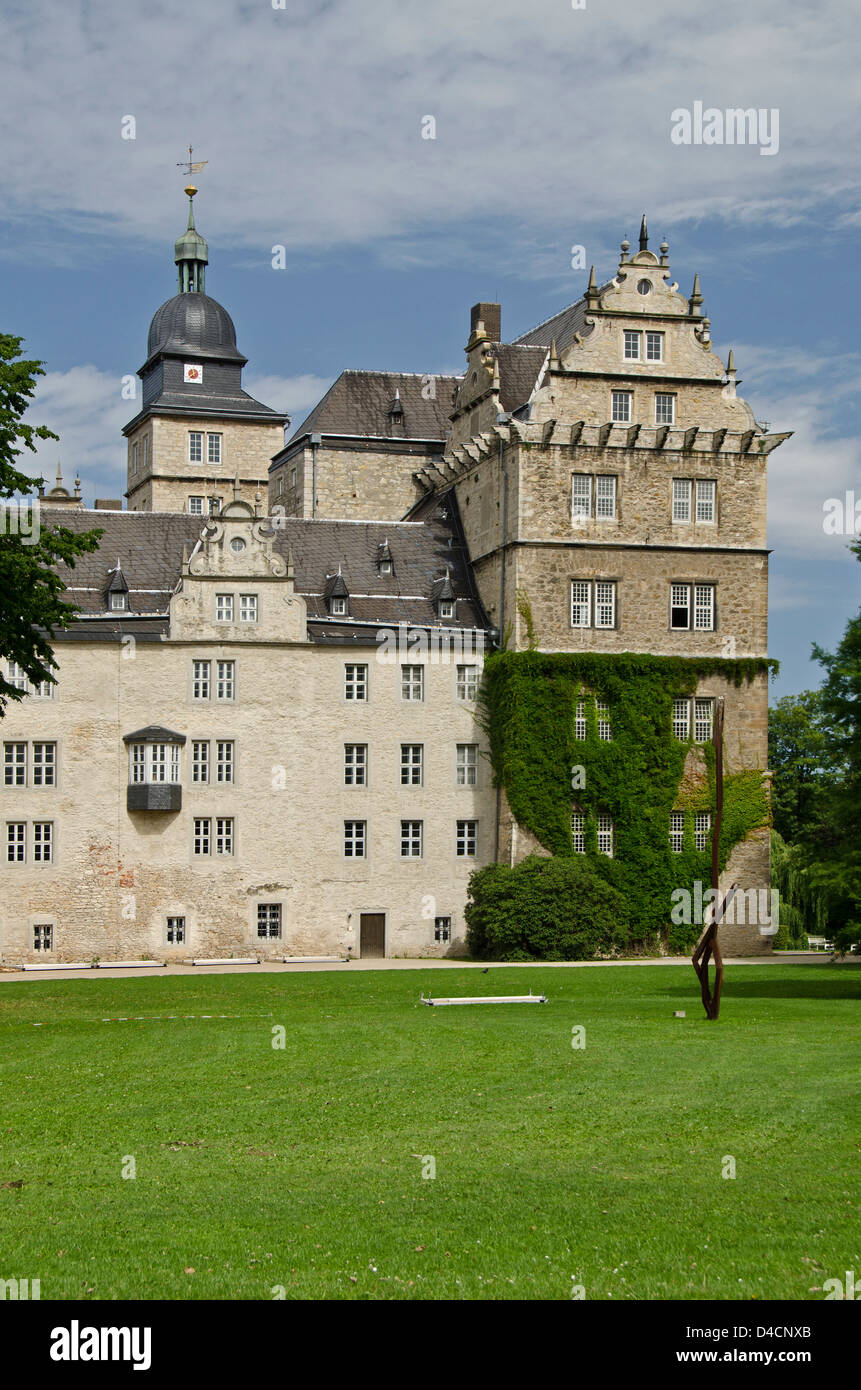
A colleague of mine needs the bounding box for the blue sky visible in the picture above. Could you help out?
[1,0,858,701]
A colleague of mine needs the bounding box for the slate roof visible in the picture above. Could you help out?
[287,371,460,444]
[494,344,548,413]
[512,282,614,355]
[145,293,245,367]
[45,507,488,642]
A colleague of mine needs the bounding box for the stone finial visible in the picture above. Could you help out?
[549,338,559,369]
[726,348,736,374]
[74,474,81,497]
[688,273,704,314]
[56,461,63,484]
[620,238,630,263]
[659,239,669,266]
[586,264,599,310]
[638,213,648,251]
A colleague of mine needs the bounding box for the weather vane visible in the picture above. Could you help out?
[176,145,208,180]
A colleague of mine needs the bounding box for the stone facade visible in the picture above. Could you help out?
[126,416,284,514]
[0,508,489,965]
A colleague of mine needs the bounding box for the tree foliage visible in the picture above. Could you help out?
[0,334,102,714]
[465,854,630,961]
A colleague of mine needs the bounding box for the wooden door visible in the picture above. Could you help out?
[359,913,386,958]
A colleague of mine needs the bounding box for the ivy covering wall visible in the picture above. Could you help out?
[478,651,774,949]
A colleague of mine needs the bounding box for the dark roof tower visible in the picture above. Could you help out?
[123,186,286,433]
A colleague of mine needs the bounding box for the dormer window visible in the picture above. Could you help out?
[431,569,456,620]
[377,541,394,575]
[106,563,129,613]
[324,572,350,617]
[439,600,454,619]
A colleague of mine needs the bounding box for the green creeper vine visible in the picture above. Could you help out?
[478,651,775,948]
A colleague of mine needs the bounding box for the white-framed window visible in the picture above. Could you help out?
[646,332,664,362]
[277,475,284,496]
[596,702,612,742]
[192,660,210,700]
[401,744,423,786]
[34,678,54,699]
[345,744,367,786]
[595,581,616,629]
[401,665,424,701]
[439,600,455,619]
[611,391,632,423]
[216,593,234,622]
[457,664,478,701]
[456,820,477,857]
[189,433,203,464]
[574,473,617,521]
[345,664,367,702]
[290,467,297,489]
[571,580,616,629]
[597,814,614,858]
[192,741,209,783]
[401,820,423,858]
[239,594,258,623]
[694,698,714,743]
[623,330,640,360]
[456,743,478,787]
[344,820,366,858]
[257,903,281,939]
[215,818,234,855]
[571,474,591,519]
[574,700,586,740]
[188,496,204,515]
[596,476,616,520]
[216,741,234,784]
[695,811,712,852]
[33,821,53,863]
[672,698,690,741]
[696,479,716,523]
[694,584,715,631]
[128,743,181,784]
[6,822,25,862]
[670,811,685,853]
[193,818,210,856]
[166,916,185,944]
[330,596,347,616]
[571,809,585,854]
[131,443,138,475]
[672,478,692,523]
[33,743,56,787]
[4,742,26,786]
[670,583,691,629]
[379,557,392,575]
[207,433,222,465]
[142,436,149,470]
[655,393,675,425]
[33,922,53,951]
[110,592,127,611]
[6,662,28,692]
[216,660,235,700]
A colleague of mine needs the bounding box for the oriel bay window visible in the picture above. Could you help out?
[124,727,185,811]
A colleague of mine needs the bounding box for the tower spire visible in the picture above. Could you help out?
[174,185,209,294]
[638,213,648,252]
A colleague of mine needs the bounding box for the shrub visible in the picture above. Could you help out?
[465,854,630,961]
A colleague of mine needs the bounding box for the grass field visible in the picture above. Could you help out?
[0,964,858,1301]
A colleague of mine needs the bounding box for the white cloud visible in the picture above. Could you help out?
[21,365,130,502]
[245,373,333,427]
[2,0,860,271]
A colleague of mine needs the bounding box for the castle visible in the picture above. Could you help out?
[0,196,788,964]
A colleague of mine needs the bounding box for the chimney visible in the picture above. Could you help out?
[470,301,501,343]
[94,499,123,510]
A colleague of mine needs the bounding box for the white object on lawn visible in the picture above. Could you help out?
[420,990,548,1006]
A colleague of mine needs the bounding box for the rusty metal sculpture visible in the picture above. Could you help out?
[691,697,736,1020]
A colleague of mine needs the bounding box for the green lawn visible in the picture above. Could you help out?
[0,964,858,1301]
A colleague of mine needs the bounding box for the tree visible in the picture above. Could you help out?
[768,689,835,843]
[0,334,102,714]
[807,544,861,944]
